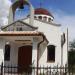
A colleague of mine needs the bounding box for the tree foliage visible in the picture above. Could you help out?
[68,40,75,67]
[69,40,75,49]
[68,51,75,66]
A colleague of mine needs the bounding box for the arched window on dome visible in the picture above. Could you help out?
[48,18,51,22]
[38,16,42,20]
[43,16,47,21]
[34,16,37,19]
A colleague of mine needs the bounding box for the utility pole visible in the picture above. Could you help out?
[67,28,69,66]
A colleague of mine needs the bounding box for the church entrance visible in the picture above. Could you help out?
[18,45,32,73]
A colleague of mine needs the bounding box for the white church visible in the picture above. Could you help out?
[0,0,68,74]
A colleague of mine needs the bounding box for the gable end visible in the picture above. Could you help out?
[1,20,38,31]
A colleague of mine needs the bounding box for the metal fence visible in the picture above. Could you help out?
[0,64,75,75]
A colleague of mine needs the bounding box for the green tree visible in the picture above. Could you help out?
[69,40,75,49]
[68,40,75,67]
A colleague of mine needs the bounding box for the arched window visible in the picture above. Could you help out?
[4,44,10,61]
[48,18,51,22]
[34,16,37,19]
[43,16,47,21]
[47,45,55,62]
[38,16,42,20]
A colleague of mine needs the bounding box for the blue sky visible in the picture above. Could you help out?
[11,0,75,15]
[0,0,75,41]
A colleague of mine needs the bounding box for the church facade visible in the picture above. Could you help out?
[0,0,68,73]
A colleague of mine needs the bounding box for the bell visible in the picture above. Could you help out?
[19,5,24,9]
[19,1,24,9]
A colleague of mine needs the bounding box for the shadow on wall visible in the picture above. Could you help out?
[39,43,47,60]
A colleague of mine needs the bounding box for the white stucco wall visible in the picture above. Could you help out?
[4,42,18,66]
[0,18,68,67]
[0,39,5,65]
[23,19,63,66]
[35,20,68,66]
[3,37,40,67]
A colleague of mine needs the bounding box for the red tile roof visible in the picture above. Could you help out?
[35,8,54,18]
[0,31,48,43]
[0,31,42,36]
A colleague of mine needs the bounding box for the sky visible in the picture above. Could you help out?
[0,0,75,41]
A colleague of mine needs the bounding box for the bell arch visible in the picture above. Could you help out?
[8,0,34,25]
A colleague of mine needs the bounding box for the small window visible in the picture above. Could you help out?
[47,45,55,62]
[48,18,51,22]
[34,16,37,19]
[38,16,42,20]
[17,27,22,31]
[43,16,47,21]
[4,44,10,61]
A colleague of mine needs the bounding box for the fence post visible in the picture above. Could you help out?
[65,64,68,75]
[1,62,3,75]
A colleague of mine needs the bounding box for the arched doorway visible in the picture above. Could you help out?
[18,45,32,73]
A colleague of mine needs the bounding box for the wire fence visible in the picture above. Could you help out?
[0,64,75,75]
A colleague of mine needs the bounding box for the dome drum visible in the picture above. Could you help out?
[34,8,54,22]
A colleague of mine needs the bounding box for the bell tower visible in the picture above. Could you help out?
[8,0,34,25]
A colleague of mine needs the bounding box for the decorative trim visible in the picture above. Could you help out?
[0,31,48,43]
[35,19,61,26]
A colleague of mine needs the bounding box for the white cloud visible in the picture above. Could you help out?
[52,10,75,41]
[0,0,11,26]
